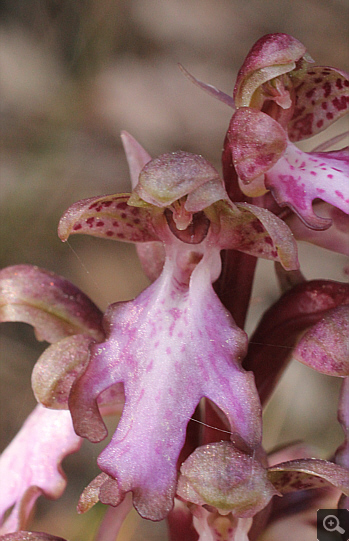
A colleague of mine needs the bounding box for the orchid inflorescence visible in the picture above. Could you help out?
[0,33,349,541]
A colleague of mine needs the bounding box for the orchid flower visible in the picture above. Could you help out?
[55,133,299,520]
[181,33,349,237]
[176,441,349,541]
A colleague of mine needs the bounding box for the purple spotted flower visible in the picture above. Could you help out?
[57,133,299,520]
[182,33,349,233]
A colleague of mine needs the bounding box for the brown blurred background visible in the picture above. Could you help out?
[0,1,348,539]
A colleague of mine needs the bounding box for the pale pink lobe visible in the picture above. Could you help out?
[69,236,262,521]
[293,305,349,376]
[0,405,81,534]
[234,33,306,107]
[0,265,103,342]
[265,143,349,229]
[267,458,349,496]
[289,66,349,142]
[58,193,158,243]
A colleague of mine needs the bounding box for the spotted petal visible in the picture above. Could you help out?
[267,459,349,496]
[69,241,262,520]
[289,66,349,141]
[211,200,299,271]
[0,405,81,534]
[0,265,103,342]
[58,194,158,243]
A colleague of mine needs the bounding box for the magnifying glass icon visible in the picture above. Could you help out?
[323,514,345,535]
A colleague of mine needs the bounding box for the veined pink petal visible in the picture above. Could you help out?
[293,305,349,376]
[58,194,158,243]
[0,405,81,534]
[69,238,262,520]
[0,265,103,342]
[265,143,349,230]
[289,66,349,141]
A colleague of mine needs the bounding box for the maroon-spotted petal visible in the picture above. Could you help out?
[289,66,349,142]
[268,459,349,495]
[215,201,299,271]
[0,265,103,342]
[336,378,349,470]
[293,305,349,376]
[58,194,158,243]
[0,405,81,534]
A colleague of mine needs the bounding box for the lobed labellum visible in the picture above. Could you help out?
[265,144,349,230]
[68,240,262,520]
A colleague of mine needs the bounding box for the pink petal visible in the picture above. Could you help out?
[215,201,299,271]
[0,265,103,342]
[234,33,306,107]
[265,143,349,229]
[69,241,262,520]
[293,305,349,376]
[267,458,349,495]
[58,194,158,243]
[0,405,81,534]
[289,66,349,142]
[227,108,287,185]
[120,131,152,189]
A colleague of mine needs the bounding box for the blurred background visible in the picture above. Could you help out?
[0,0,348,539]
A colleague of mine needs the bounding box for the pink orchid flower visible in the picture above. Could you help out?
[181,33,349,237]
[56,132,299,520]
